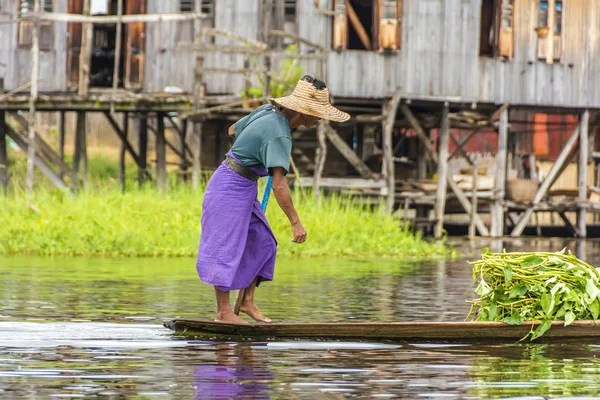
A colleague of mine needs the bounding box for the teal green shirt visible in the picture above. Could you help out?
[232,104,292,175]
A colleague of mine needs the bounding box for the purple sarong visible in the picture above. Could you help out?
[196,151,277,291]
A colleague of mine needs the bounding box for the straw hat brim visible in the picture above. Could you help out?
[270,95,350,123]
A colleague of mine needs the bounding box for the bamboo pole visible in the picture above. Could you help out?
[578,110,590,237]
[434,105,450,239]
[25,0,40,197]
[28,11,209,24]
[110,0,123,114]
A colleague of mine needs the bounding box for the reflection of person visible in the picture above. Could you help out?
[193,343,273,399]
[196,75,350,324]
[520,154,543,183]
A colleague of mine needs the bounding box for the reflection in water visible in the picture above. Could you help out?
[2,238,600,397]
[193,344,273,399]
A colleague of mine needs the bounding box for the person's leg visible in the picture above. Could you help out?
[240,277,272,323]
[215,287,248,324]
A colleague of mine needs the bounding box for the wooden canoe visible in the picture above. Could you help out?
[164,319,600,342]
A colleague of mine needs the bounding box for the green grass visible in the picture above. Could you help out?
[1,152,451,258]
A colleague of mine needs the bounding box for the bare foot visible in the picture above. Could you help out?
[240,301,272,323]
[215,310,249,324]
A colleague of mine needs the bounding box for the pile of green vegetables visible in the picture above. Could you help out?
[467,249,600,340]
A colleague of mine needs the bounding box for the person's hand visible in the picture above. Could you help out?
[291,221,307,244]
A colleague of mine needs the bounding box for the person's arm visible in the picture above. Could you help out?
[228,124,236,138]
[271,167,307,244]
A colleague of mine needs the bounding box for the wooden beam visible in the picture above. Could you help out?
[6,125,69,192]
[110,0,123,113]
[434,105,450,239]
[511,121,582,237]
[78,0,92,96]
[25,0,40,197]
[447,177,490,237]
[490,103,509,122]
[578,110,590,237]
[448,127,481,160]
[325,124,374,179]
[558,211,581,238]
[103,111,147,173]
[314,120,328,203]
[58,111,65,179]
[345,0,371,50]
[73,112,83,185]
[156,113,167,191]
[269,29,326,52]
[399,105,438,163]
[138,114,149,187]
[119,112,127,192]
[469,164,478,238]
[192,51,206,189]
[492,106,509,237]
[10,113,76,185]
[0,110,7,194]
[167,116,194,160]
[381,89,402,214]
[449,133,474,165]
[34,11,210,24]
[179,118,189,175]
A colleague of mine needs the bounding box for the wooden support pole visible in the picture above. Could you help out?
[0,110,7,194]
[73,111,85,185]
[417,131,427,180]
[58,111,65,179]
[448,127,481,160]
[180,118,189,180]
[25,0,40,197]
[434,104,450,239]
[449,133,474,165]
[6,125,69,192]
[263,55,271,102]
[314,120,328,203]
[511,121,582,237]
[578,110,590,238]
[469,163,478,238]
[168,116,194,160]
[138,114,148,187]
[156,112,167,191]
[447,176,490,236]
[492,106,509,237]
[110,0,123,113]
[399,105,438,163]
[119,112,128,192]
[381,89,402,214]
[78,0,92,96]
[325,125,374,179]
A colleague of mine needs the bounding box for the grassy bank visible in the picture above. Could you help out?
[1,153,450,258]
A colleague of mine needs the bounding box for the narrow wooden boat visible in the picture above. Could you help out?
[164,319,600,342]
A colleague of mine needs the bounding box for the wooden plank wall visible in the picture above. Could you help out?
[144,0,260,94]
[0,0,68,92]
[326,0,600,108]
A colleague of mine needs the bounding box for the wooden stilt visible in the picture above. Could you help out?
[469,163,478,238]
[119,112,128,192]
[26,0,40,197]
[138,114,148,187]
[81,113,88,189]
[156,112,167,191]
[179,118,189,181]
[314,120,328,203]
[381,89,402,214]
[73,111,85,185]
[78,0,92,96]
[58,111,65,180]
[192,53,205,189]
[511,121,582,237]
[192,119,203,188]
[0,110,7,194]
[214,121,224,167]
[492,106,509,237]
[578,110,590,237]
[434,104,450,239]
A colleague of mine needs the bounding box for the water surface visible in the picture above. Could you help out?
[2,238,600,398]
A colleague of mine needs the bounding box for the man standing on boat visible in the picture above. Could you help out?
[196,75,350,324]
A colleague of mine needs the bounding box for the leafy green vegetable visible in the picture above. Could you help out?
[467,249,600,340]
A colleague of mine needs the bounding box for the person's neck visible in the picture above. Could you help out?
[281,109,302,129]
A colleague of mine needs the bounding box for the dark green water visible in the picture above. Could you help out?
[2,238,600,398]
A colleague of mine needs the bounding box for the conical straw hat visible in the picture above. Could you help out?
[270,76,350,123]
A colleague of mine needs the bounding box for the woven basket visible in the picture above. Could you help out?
[506,178,538,203]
